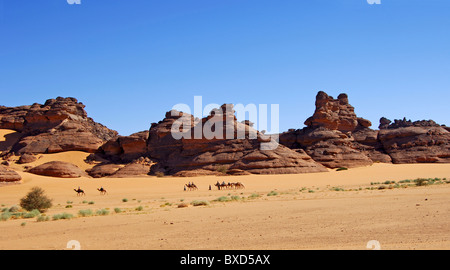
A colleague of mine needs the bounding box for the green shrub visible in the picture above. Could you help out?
[96,209,109,216]
[23,209,40,219]
[0,212,12,221]
[415,178,429,186]
[53,213,73,220]
[114,208,122,213]
[267,191,278,196]
[336,167,348,171]
[78,209,93,217]
[135,206,143,211]
[215,196,231,202]
[19,187,53,212]
[36,215,50,222]
[248,193,261,199]
[122,198,128,202]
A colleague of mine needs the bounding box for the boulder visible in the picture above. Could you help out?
[0,165,22,182]
[110,163,152,178]
[17,153,37,164]
[27,161,88,178]
[86,163,122,178]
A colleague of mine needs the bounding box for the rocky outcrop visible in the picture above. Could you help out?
[147,105,328,176]
[27,161,88,178]
[0,97,118,155]
[280,91,376,168]
[0,165,22,182]
[304,92,371,132]
[101,131,149,163]
[377,118,450,163]
[3,93,449,177]
[280,91,449,167]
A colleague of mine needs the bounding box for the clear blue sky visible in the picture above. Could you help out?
[1,0,449,135]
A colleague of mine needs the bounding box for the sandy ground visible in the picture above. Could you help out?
[1,130,449,250]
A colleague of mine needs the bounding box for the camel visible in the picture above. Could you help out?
[185,183,198,191]
[214,181,229,190]
[97,187,107,195]
[74,187,85,196]
[233,182,245,189]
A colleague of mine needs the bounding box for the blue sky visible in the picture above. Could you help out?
[1,0,449,135]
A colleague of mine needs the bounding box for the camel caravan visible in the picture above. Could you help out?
[184,181,245,191]
[215,181,245,190]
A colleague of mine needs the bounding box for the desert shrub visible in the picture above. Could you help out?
[23,209,40,219]
[78,209,93,217]
[52,213,73,220]
[114,208,122,213]
[248,193,261,199]
[415,178,429,186]
[215,196,231,202]
[155,171,165,178]
[122,198,128,202]
[267,191,278,196]
[177,203,188,208]
[8,205,20,212]
[191,200,209,206]
[96,209,109,216]
[0,212,12,221]
[336,167,348,171]
[20,187,53,212]
[135,206,143,211]
[36,215,50,222]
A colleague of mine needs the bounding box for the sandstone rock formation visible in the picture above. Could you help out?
[27,161,88,178]
[147,105,328,175]
[101,131,149,163]
[377,118,450,163]
[304,92,371,132]
[85,163,122,178]
[0,165,22,182]
[280,91,376,168]
[2,93,449,177]
[280,91,449,167]
[0,97,118,155]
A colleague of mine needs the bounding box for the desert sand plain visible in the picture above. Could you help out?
[0,130,449,250]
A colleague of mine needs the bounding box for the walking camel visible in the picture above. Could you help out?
[97,187,107,195]
[74,187,85,196]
